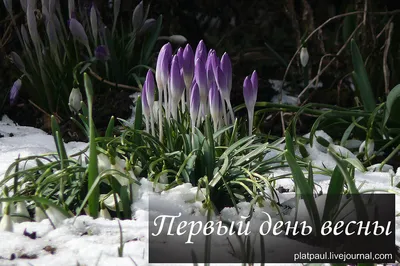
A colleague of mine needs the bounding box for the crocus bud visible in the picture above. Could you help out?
[251,70,258,92]
[139,18,155,35]
[183,44,194,89]
[90,4,98,43]
[195,40,207,63]
[3,0,12,14]
[132,1,144,31]
[244,75,257,111]
[190,83,200,125]
[243,76,256,136]
[10,79,22,106]
[209,83,222,128]
[9,52,25,73]
[205,50,215,86]
[300,47,309,67]
[195,58,208,106]
[216,67,229,101]
[221,53,232,92]
[0,204,13,232]
[176,47,184,69]
[94,45,110,61]
[168,35,187,45]
[155,43,172,92]
[170,56,185,105]
[141,83,150,118]
[69,18,89,47]
[145,70,155,107]
[68,87,82,114]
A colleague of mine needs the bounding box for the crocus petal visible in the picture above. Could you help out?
[141,83,150,118]
[243,76,255,111]
[190,82,200,122]
[251,70,258,92]
[209,83,222,124]
[155,43,172,91]
[194,58,208,102]
[183,44,194,88]
[168,35,187,45]
[195,40,207,63]
[139,18,156,35]
[170,55,185,102]
[90,4,98,43]
[145,70,155,107]
[132,1,144,31]
[176,47,184,69]
[216,67,229,100]
[221,53,232,92]
[10,79,22,106]
[69,18,88,47]
[94,45,110,61]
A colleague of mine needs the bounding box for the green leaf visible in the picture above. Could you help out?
[351,39,376,112]
[384,84,400,126]
[321,166,344,222]
[84,73,99,218]
[328,146,368,221]
[105,116,115,138]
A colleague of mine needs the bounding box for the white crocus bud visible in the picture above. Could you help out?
[68,88,82,114]
[0,204,14,232]
[168,35,187,45]
[110,157,131,186]
[300,47,309,67]
[35,206,47,222]
[13,201,30,223]
[45,206,68,227]
[359,139,375,160]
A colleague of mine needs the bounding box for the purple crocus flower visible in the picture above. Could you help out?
[206,50,217,86]
[243,74,258,136]
[94,45,110,61]
[69,18,89,47]
[10,79,22,106]
[209,82,222,130]
[145,69,156,135]
[90,3,98,43]
[170,55,185,119]
[243,76,256,114]
[132,1,144,31]
[251,70,258,92]
[176,47,184,69]
[190,82,200,127]
[141,82,150,132]
[195,40,207,64]
[194,58,208,116]
[141,83,150,117]
[182,44,194,89]
[221,53,232,93]
[145,70,155,107]
[155,43,172,92]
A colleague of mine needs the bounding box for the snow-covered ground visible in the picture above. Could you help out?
[0,115,399,266]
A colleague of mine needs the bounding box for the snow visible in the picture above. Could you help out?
[0,114,399,265]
